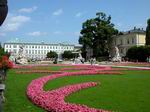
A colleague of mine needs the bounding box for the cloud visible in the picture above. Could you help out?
[53,31,63,35]
[116,23,122,27]
[0,32,6,36]
[27,31,47,37]
[18,6,38,13]
[75,12,82,18]
[52,9,63,16]
[2,15,30,32]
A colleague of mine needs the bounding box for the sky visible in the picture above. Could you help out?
[0,0,150,44]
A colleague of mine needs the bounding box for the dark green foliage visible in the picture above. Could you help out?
[46,51,58,59]
[0,44,9,59]
[126,45,150,62]
[79,12,118,59]
[146,19,150,45]
[62,51,74,59]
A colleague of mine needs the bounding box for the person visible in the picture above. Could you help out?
[0,0,8,26]
[93,57,96,64]
[90,58,93,65]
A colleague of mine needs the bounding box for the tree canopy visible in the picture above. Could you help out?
[126,45,150,62]
[79,12,118,59]
[46,51,58,59]
[146,18,150,45]
[0,44,9,59]
[62,51,74,60]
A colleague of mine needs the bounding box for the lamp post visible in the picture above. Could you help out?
[0,0,8,111]
[0,0,8,26]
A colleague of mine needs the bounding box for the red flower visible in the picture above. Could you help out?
[0,55,13,70]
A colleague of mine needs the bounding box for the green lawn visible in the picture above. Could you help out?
[4,67,150,112]
[4,70,46,112]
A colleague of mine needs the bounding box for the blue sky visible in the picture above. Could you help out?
[0,0,150,44]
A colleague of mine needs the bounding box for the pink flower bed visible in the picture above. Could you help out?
[16,70,63,74]
[26,65,120,112]
[61,65,112,71]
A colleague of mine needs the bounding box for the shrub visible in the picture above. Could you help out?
[62,51,74,60]
[126,45,150,62]
[47,51,58,59]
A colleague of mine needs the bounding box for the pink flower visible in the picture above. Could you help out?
[26,65,114,112]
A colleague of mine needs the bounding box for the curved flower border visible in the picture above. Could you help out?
[27,65,120,112]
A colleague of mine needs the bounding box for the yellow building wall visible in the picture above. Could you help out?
[114,33,146,57]
[136,34,145,45]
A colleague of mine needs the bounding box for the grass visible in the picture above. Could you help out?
[4,70,47,112]
[3,66,150,112]
[44,70,150,112]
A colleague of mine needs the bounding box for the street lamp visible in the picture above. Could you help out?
[0,0,8,26]
[0,0,8,111]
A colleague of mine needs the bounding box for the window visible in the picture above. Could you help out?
[132,38,134,44]
[32,50,34,54]
[13,45,17,48]
[120,39,123,45]
[120,48,123,54]
[127,39,130,44]
[124,48,126,54]
[13,49,17,53]
[44,50,46,54]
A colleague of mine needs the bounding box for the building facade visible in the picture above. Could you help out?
[3,42,81,60]
[114,28,146,57]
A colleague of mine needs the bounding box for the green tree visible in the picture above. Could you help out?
[126,46,150,62]
[0,44,9,59]
[62,51,74,59]
[146,19,150,45]
[79,12,118,59]
[46,51,58,59]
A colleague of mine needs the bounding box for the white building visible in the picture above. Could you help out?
[3,42,81,60]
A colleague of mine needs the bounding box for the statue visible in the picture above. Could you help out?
[0,0,8,26]
[74,51,84,64]
[15,44,28,64]
[112,46,121,62]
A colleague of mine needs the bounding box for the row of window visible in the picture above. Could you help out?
[5,44,74,50]
[5,49,73,55]
[116,38,135,45]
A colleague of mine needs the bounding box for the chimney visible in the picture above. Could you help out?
[134,27,136,30]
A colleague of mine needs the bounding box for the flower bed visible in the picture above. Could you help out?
[16,70,63,74]
[27,65,121,112]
